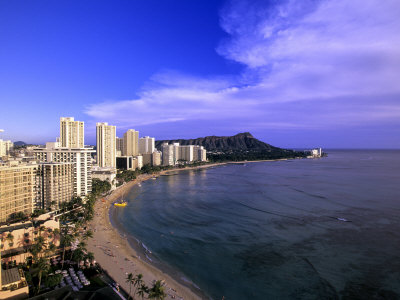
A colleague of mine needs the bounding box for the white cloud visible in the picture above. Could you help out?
[86,0,400,131]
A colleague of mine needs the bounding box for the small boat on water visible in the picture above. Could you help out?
[114,192,127,207]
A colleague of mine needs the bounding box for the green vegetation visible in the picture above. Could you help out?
[207,149,307,162]
[116,170,137,183]
[91,178,112,196]
[125,273,165,300]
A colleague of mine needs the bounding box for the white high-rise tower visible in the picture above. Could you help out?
[59,117,84,148]
[96,122,116,168]
[123,129,139,156]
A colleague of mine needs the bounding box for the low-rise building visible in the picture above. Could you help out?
[0,212,60,265]
[91,166,116,190]
[0,266,29,300]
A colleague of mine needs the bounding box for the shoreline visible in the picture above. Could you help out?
[87,159,303,299]
[87,169,218,300]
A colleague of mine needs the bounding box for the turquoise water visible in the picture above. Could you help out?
[112,150,400,299]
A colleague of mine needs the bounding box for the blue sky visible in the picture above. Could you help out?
[1,0,399,148]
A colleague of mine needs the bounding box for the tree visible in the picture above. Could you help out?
[6,233,15,267]
[148,280,167,300]
[36,257,50,294]
[6,232,14,246]
[45,273,62,288]
[52,228,60,244]
[126,273,134,300]
[47,243,57,257]
[92,178,112,196]
[82,230,93,241]
[133,274,144,297]
[137,283,149,300]
[61,234,73,269]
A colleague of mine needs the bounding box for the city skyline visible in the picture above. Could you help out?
[1,0,400,148]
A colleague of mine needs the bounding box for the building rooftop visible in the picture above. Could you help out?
[1,267,22,285]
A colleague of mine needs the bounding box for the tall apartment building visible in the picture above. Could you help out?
[142,150,161,167]
[123,129,139,156]
[33,143,95,197]
[96,122,116,168]
[173,143,180,163]
[59,117,84,148]
[139,136,155,154]
[0,139,13,156]
[193,145,207,162]
[142,153,152,166]
[0,162,37,223]
[116,137,124,156]
[161,143,174,166]
[179,145,194,162]
[152,151,161,166]
[36,162,74,209]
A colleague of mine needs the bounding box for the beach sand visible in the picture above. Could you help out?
[87,164,227,300]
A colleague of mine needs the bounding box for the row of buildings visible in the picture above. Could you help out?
[0,117,207,224]
[96,122,207,170]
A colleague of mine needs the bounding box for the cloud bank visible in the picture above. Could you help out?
[86,0,400,138]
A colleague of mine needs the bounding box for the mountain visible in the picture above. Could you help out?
[156,132,276,152]
[13,141,27,146]
[155,132,306,161]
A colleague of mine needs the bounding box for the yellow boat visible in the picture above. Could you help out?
[114,191,127,207]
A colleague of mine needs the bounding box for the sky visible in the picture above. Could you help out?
[1,0,399,148]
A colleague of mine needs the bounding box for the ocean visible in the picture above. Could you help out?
[111,150,400,299]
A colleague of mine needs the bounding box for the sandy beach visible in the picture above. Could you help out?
[87,164,228,300]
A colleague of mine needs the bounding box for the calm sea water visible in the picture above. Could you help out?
[112,150,400,299]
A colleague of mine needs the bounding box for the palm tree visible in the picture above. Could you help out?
[137,283,149,300]
[47,243,57,257]
[133,274,144,297]
[6,233,14,267]
[52,228,60,245]
[148,280,167,300]
[38,226,46,237]
[6,232,14,247]
[125,273,134,300]
[61,234,73,269]
[82,229,93,240]
[36,257,50,294]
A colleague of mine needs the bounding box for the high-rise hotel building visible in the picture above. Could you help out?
[34,118,94,197]
[0,139,13,157]
[161,143,207,166]
[36,162,74,209]
[60,117,84,148]
[96,122,116,168]
[33,143,94,197]
[0,162,37,223]
[139,136,155,154]
[116,137,124,156]
[123,129,139,156]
